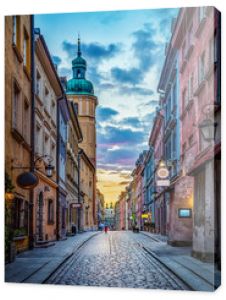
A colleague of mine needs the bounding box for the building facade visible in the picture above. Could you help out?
[66,38,97,229]
[66,101,83,235]
[173,7,221,263]
[5,15,33,255]
[33,31,62,245]
[79,149,96,231]
[148,108,166,235]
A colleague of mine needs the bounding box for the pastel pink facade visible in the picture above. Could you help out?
[173,7,221,261]
[149,109,166,235]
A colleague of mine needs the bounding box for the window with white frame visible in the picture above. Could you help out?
[12,16,20,49]
[35,123,42,155]
[187,23,193,49]
[182,88,188,110]
[35,69,41,97]
[23,98,30,143]
[198,51,205,84]
[12,80,21,130]
[23,29,29,69]
[188,74,194,100]
[199,7,206,23]
[44,86,50,112]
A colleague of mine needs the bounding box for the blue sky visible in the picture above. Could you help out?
[35,8,179,187]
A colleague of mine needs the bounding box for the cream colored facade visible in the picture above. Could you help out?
[67,95,97,166]
[5,15,32,253]
[33,32,62,244]
[66,101,83,234]
[79,149,95,230]
[67,94,97,229]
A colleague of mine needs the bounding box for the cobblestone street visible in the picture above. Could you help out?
[46,231,190,290]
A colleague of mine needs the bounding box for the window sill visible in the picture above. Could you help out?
[194,80,206,96]
[195,17,207,38]
[185,44,194,60]
[12,44,23,63]
[35,93,44,106]
[11,127,24,143]
[23,65,31,81]
[180,59,187,74]
[205,65,214,81]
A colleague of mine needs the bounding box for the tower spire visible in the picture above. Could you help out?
[77,34,81,57]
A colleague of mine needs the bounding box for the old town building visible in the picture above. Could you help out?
[157,18,193,246]
[132,152,146,230]
[66,101,83,235]
[143,146,155,232]
[57,92,70,239]
[148,108,166,235]
[173,7,221,264]
[33,31,62,245]
[66,38,98,229]
[79,148,96,230]
[96,189,105,227]
[5,15,33,255]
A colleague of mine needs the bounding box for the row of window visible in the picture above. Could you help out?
[12,80,30,143]
[35,69,57,122]
[35,124,56,166]
[12,16,30,71]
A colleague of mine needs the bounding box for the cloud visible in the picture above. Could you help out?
[96,106,119,122]
[132,23,159,71]
[143,99,159,107]
[120,117,142,128]
[62,40,121,64]
[111,67,143,85]
[119,86,154,96]
[58,67,71,77]
[97,126,144,146]
[119,181,131,186]
[52,55,62,66]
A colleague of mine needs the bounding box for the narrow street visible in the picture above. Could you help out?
[46,231,189,290]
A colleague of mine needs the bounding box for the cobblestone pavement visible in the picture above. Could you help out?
[46,231,190,290]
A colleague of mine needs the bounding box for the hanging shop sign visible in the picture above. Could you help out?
[178,208,192,218]
[71,203,82,208]
[157,166,169,179]
[141,214,149,219]
[156,179,170,186]
[16,172,39,190]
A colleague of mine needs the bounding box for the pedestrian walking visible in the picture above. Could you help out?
[104,225,108,234]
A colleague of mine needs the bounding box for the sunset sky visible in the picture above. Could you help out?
[35,8,179,205]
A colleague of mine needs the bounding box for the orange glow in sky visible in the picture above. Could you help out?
[97,169,132,205]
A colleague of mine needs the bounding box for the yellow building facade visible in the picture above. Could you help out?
[66,38,98,229]
[5,15,32,255]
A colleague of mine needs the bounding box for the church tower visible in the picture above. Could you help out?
[66,37,98,166]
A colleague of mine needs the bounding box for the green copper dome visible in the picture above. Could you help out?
[66,37,94,96]
[67,78,94,95]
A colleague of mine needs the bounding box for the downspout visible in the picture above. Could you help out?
[77,148,82,232]
[56,97,61,241]
[29,14,35,249]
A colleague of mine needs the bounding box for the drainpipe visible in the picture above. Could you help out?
[56,98,61,241]
[77,149,81,232]
[29,14,35,250]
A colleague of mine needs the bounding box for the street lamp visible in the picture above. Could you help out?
[199,119,217,142]
[12,154,54,190]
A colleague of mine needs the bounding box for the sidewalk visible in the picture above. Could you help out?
[140,231,221,291]
[5,231,100,284]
